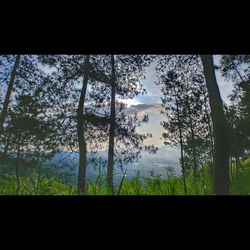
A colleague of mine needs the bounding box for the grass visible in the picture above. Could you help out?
[0,173,77,195]
[1,157,250,195]
[230,157,250,195]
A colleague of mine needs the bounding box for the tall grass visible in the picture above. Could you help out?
[1,157,250,195]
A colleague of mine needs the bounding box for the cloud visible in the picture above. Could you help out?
[125,103,163,116]
[136,94,162,105]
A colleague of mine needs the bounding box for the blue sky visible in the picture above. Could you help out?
[125,55,235,147]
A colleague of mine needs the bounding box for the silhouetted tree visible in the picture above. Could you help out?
[105,55,155,193]
[157,70,187,193]
[156,55,227,194]
[220,55,250,163]
[156,56,214,193]
[0,55,54,157]
[107,55,116,193]
[0,55,20,133]
[5,95,56,194]
[201,55,229,195]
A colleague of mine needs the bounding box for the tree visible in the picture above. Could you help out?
[5,95,57,194]
[156,56,214,194]
[225,106,244,175]
[0,55,21,133]
[77,55,90,193]
[201,55,229,195]
[156,55,227,194]
[107,55,116,194]
[0,55,55,158]
[105,55,155,194]
[220,55,250,163]
[157,70,188,194]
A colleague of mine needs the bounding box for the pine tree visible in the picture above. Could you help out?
[201,55,229,195]
[5,94,57,194]
[156,55,225,194]
[0,55,21,133]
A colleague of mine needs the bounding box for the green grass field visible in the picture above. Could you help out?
[1,157,250,195]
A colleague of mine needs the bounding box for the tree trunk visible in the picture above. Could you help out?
[234,154,239,175]
[180,139,187,194]
[235,154,242,171]
[0,55,21,134]
[107,55,116,195]
[3,141,9,158]
[201,55,229,195]
[191,130,198,193]
[204,101,215,181]
[229,156,233,180]
[188,113,198,193]
[77,55,90,194]
[201,164,206,193]
[176,96,187,194]
[234,153,242,175]
[16,142,21,195]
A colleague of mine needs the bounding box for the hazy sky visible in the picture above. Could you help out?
[125,55,235,147]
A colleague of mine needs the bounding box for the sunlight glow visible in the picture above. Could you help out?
[120,98,142,108]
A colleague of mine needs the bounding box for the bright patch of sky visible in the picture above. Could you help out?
[120,98,142,107]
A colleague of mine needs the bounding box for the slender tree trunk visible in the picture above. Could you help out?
[201,164,206,193]
[0,55,21,134]
[77,55,90,194]
[180,138,187,194]
[175,96,187,194]
[234,153,242,175]
[16,141,21,195]
[234,154,239,175]
[191,132,198,193]
[235,154,242,170]
[188,115,198,193]
[107,55,116,195]
[232,157,235,176]
[229,156,233,180]
[204,102,215,180]
[201,55,229,195]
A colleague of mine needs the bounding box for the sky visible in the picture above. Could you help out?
[0,55,233,151]
[0,55,236,163]
[124,55,235,148]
